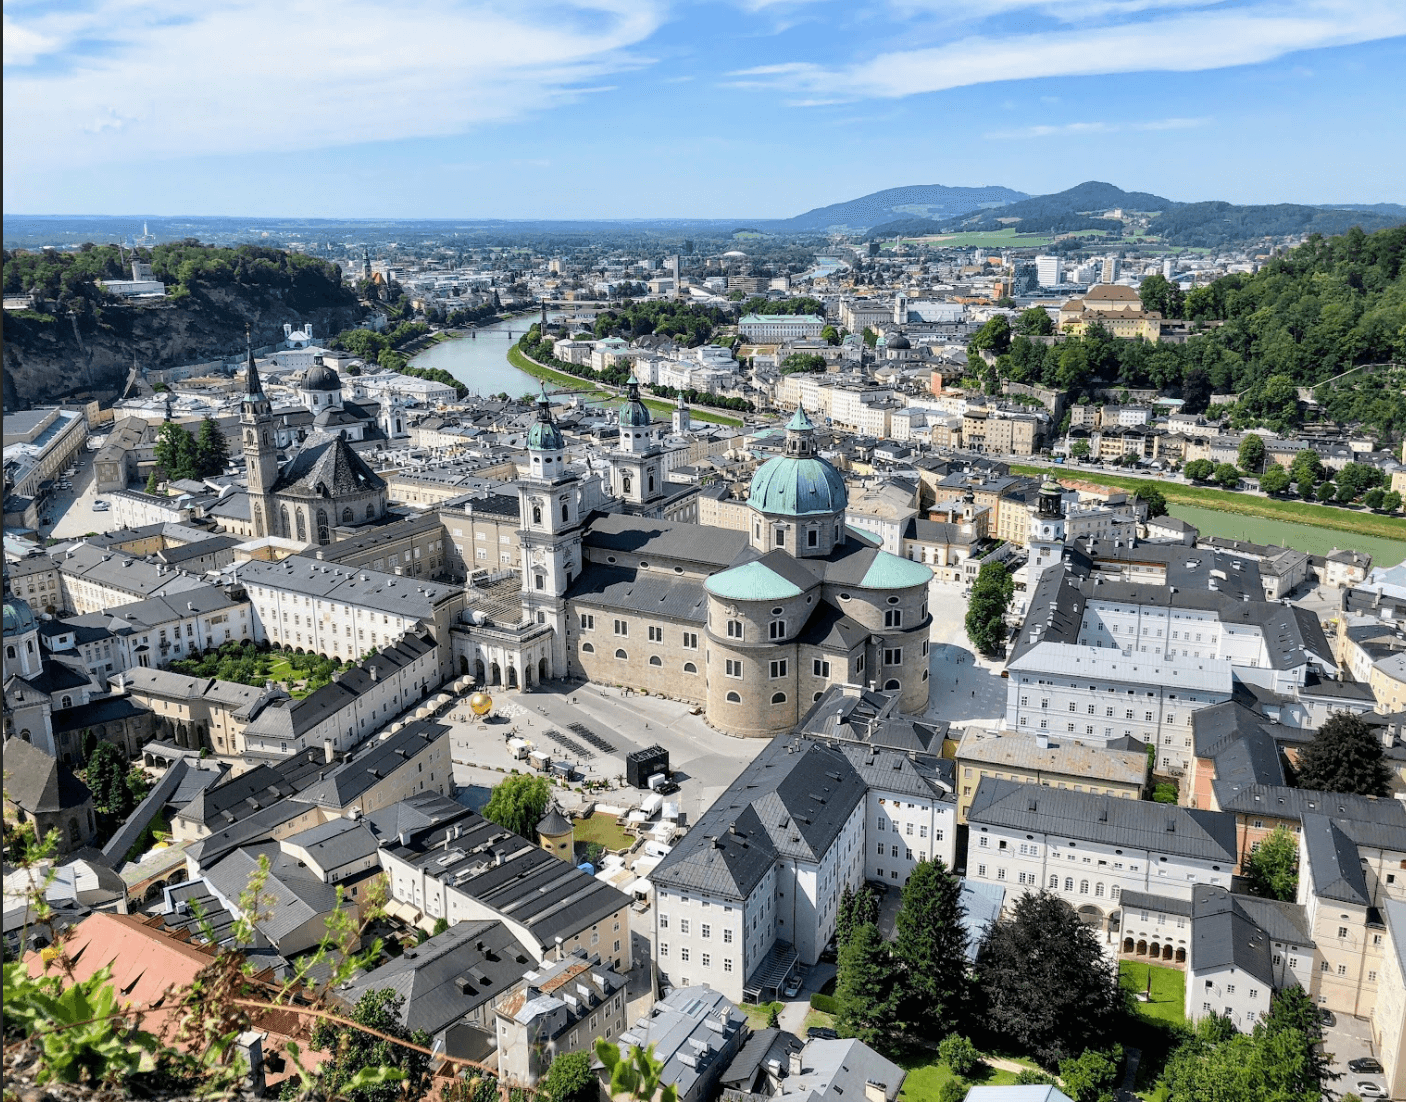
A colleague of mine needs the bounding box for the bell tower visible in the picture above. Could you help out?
[240,328,280,538]
[1027,478,1066,589]
[517,387,584,673]
[611,376,664,507]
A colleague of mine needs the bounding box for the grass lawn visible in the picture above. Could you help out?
[1011,464,1406,543]
[801,1008,835,1034]
[507,346,742,426]
[572,813,634,853]
[740,1001,784,1030]
[898,1056,1020,1102]
[1120,962,1187,1027]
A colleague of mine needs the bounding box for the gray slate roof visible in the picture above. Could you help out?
[1301,814,1370,905]
[271,432,387,497]
[967,777,1237,864]
[2,737,91,814]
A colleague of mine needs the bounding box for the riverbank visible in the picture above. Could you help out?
[506,345,743,427]
[1011,464,1406,544]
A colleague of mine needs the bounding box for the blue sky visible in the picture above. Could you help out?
[4,0,1404,218]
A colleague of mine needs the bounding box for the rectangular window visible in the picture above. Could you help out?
[725,659,743,679]
[814,658,831,677]
[679,919,689,934]
[769,659,788,679]
[701,924,710,939]
[682,632,698,649]
[884,648,902,665]
[648,625,663,642]
[884,609,902,628]
[614,619,628,636]
[723,929,733,943]
[726,619,743,639]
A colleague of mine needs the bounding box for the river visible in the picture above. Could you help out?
[409,314,552,397]
[1169,502,1406,568]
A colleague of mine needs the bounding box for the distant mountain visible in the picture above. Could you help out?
[938,181,1175,233]
[1154,202,1406,247]
[1318,202,1406,218]
[758,184,1028,233]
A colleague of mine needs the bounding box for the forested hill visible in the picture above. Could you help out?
[971,224,1406,440]
[2,242,364,408]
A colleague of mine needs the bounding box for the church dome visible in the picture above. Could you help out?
[302,363,342,391]
[749,409,846,517]
[3,596,37,636]
[620,376,652,428]
[528,414,565,451]
[887,332,911,350]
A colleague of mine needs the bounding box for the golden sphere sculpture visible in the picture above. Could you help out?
[469,692,493,716]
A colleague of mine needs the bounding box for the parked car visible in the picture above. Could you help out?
[91,500,110,511]
[1319,1009,1337,1027]
[783,975,802,998]
[807,1027,839,1041]
[1355,1082,1385,1098]
[1348,1058,1384,1074]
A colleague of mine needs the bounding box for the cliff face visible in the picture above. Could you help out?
[2,281,364,409]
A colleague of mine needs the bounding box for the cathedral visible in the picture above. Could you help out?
[238,351,390,544]
[459,384,936,738]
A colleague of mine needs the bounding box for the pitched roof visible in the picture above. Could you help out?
[967,777,1237,864]
[271,432,386,497]
[1301,814,1370,905]
[2,737,91,814]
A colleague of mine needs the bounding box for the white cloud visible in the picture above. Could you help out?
[985,116,1209,138]
[2,0,664,173]
[730,0,1406,101]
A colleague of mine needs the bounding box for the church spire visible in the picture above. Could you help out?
[243,324,265,399]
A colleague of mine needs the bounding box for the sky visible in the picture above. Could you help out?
[4,0,1405,219]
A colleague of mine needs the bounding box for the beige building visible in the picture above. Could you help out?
[1375,901,1406,1102]
[303,512,453,581]
[960,408,1039,456]
[1059,284,1163,341]
[439,493,530,575]
[120,667,278,757]
[954,727,1146,824]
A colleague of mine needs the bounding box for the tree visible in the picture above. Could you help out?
[938,1034,981,1077]
[965,562,1013,657]
[1070,439,1091,459]
[1237,434,1266,474]
[1363,488,1386,510]
[1152,782,1178,804]
[1293,712,1391,796]
[1316,481,1337,503]
[1288,449,1324,487]
[1259,466,1291,495]
[300,988,430,1102]
[1213,463,1241,489]
[970,314,1012,357]
[1059,1046,1122,1102]
[1132,482,1168,519]
[195,417,228,477]
[862,327,878,348]
[975,891,1124,1066]
[834,922,901,1047]
[782,353,828,375]
[145,471,161,495]
[894,859,969,1036]
[595,1041,678,1102]
[482,774,553,838]
[1184,459,1215,482]
[1382,490,1403,513]
[84,742,135,817]
[836,884,879,950]
[540,1051,598,1102]
[820,325,840,345]
[1180,367,1212,414]
[1261,984,1334,1089]
[1017,307,1054,336]
[1160,996,1327,1102]
[1138,273,1183,319]
[1335,461,1383,501]
[153,422,199,482]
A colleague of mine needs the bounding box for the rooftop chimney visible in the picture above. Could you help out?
[789,1052,803,1077]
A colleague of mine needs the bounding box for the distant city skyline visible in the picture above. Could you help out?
[4,0,1404,218]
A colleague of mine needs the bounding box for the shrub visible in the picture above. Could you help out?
[809,993,838,1014]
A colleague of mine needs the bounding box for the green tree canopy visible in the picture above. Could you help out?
[1138,273,1183,319]
[836,884,879,951]
[975,891,1125,1066]
[1213,463,1241,489]
[1237,434,1266,474]
[834,922,902,1048]
[1016,307,1054,336]
[1244,827,1300,901]
[1059,1046,1123,1102]
[482,774,554,838]
[969,314,1012,357]
[820,325,840,345]
[965,562,1014,657]
[540,1051,599,1102]
[1132,482,1168,518]
[1293,711,1392,796]
[83,742,136,817]
[1184,459,1215,482]
[298,988,430,1102]
[1259,466,1291,494]
[781,353,828,375]
[195,417,228,477]
[153,421,200,482]
[893,858,969,1036]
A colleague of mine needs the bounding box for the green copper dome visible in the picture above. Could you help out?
[620,376,652,428]
[528,386,564,451]
[3,596,37,636]
[749,455,847,517]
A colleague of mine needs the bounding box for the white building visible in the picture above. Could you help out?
[965,778,1238,942]
[739,315,826,342]
[1036,256,1064,288]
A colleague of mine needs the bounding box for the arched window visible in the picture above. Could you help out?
[884,679,901,691]
[296,510,307,542]
[342,507,354,524]
[5,645,13,660]
[561,503,569,522]
[532,506,542,524]
[1079,880,1089,895]
[316,509,330,545]
[20,729,31,743]
[683,662,697,673]
[582,642,595,652]
[649,656,662,666]
[281,506,291,538]
[725,691,742,703]
[648,474,655,493]
[366,504,376,519]
[615,649,628,659]
[1064,877,1074,891]
[813,691,822,701]
[771,692,787,704]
